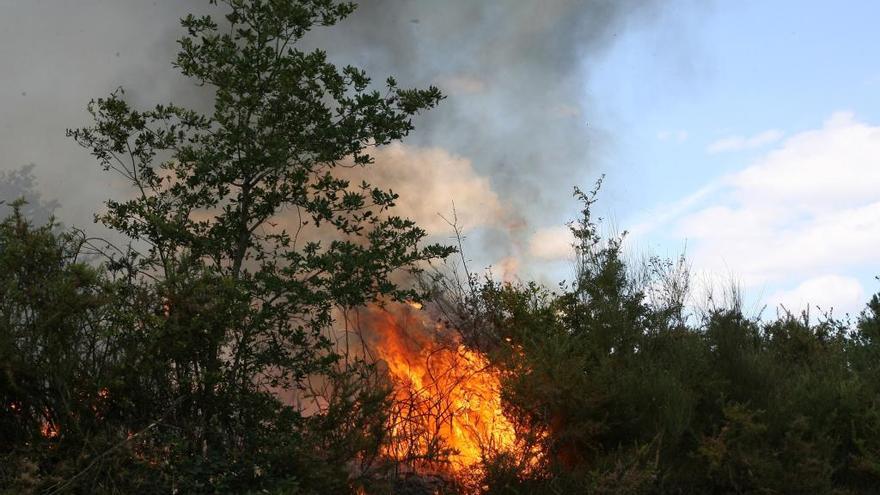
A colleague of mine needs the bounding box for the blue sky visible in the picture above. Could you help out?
[569,0,880,316]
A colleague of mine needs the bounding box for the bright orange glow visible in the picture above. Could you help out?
[40,420,59,439]
[365,306,516,474]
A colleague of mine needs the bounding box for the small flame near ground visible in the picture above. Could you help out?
[361,303,516,475]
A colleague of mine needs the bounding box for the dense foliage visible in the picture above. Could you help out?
[3,0,450,492]
[451,184,880,494]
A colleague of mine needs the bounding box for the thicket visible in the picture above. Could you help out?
[2,1,879,494]
[447,184,880,494]
[3,0,450,492]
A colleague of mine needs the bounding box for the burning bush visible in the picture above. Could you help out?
[360,305,516,474]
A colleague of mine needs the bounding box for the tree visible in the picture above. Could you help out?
[64,0,452,492]
[0,203,94,446]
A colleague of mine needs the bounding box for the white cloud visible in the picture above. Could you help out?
[529,225,574,261]
[680,200,880,287]
[638,112,880,310]
[627,183,720,239]
[730,113,880,209]
[767,275,865,316]
[707,129,784,153]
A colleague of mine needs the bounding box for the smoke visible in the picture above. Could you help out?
[338,143,504,235]
[303,0,670,272]
[0,0,685,274]
[0,1,206,234]
[0,165,59,225]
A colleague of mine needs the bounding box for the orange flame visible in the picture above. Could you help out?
[364,306,516,474]
[40,419,60,439]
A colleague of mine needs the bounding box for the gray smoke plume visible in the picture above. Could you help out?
[307,0,667,267]
[0,0,690,274]
[0,1,207,234]
[0,165,59,225]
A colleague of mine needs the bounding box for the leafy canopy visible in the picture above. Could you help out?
[60,0,453,491]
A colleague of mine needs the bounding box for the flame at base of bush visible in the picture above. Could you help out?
[359,305,516,476]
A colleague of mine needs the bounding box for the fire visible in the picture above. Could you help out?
[364,305,516,474]
[40,419,60,439]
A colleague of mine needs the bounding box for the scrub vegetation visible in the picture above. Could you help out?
[2,2,879,493]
